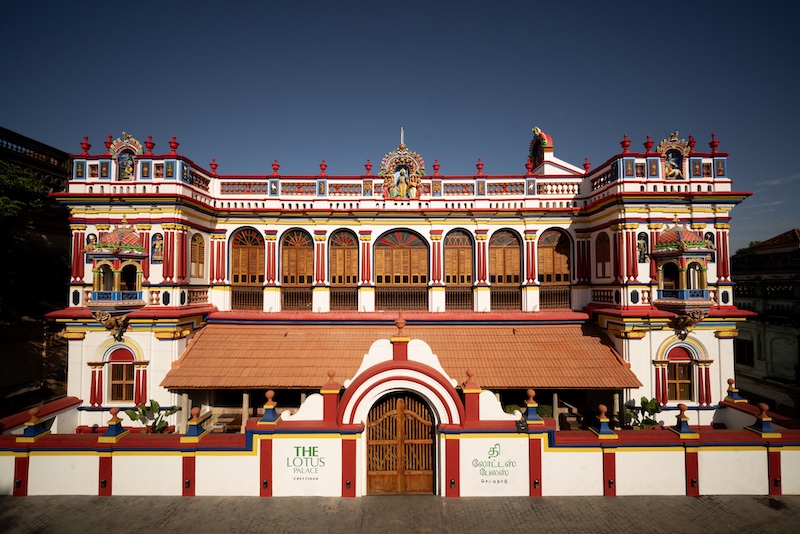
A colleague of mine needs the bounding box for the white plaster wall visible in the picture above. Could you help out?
[28,454,98,495]
[0,455,15,495]
[615,450,685,496]
[113,454,182,495]
[272,437,342,497]
[541,450,603,496]
[196,454,259,496]
[781,450,800,495]
[459,437,529,497]
[711,406,757,430]
[698,450,768,495]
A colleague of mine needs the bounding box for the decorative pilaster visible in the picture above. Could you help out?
[320,371,341,423]
[136,224,151,283]
[162,224,176,283]
[715,223,730,281]
[359,230,372,284]
[177,225,189,283]
[654,362,668,406]
[524,230,538,284]
[669,403,699,439]
[613,225,624,283]
[258,391,279,426]
[134,362,148,406]
[89,363,104,407]
[181,407,211,443]
[430,230,443,285]
[648,223,662,283]
[264,230,278,285]
[98,407,130,443]
[70,224,86,282]
[525,389,543,425]
[745,403,782,439]
[591,404,618,439]
[314,230,327,285]
[697,360,713,406]
[475,230,488,285]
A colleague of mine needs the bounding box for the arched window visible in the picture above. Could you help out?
[281,230,313,286]
[445,230,474,310]
[667,347,694,401]
[596,233,610,278]
[489,230,520,285]
[190,234,205,278]
[99,263,114,291]
[230,228,265,311]
[445,230,473,286]
[704,232,715,263]
[375,231,428,286]
[537,229,570,284]
[687,262,703,290]
[662,262,678,290]
[330,230,358,310]
[330,230,358,285]
[375,230,428,310]
[109,350,135,402]
[231,228,264,285]
[121,264,138,291]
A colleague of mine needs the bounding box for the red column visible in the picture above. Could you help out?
[98,453,112,496]
[209,236,216,283]
[698,366,706,406]
[703,363,712,406]
[13,456,29,496]
[359,231,372,284]
[661,366,668,406]
[720,229,730,281]
[140,230,150,284]
[602,449,616,496]
[71,229,85,282]
[218,237,227,283]
[768,450,782,496]
[163,227,174,283]
[342,438,357,497]
[529,436,542,497]
[264,230,277,285]
[614,229,624,283]
[654,365,662,407]
[445,436,460,497]
[476,231,488,284]
[260,437,273,497]
[685,447,699,496]
[182,455,195,496]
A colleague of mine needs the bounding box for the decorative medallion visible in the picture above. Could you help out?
[379,133,425,200]
[656,131,690,180]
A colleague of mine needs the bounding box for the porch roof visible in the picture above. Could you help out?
[161,323,641,391]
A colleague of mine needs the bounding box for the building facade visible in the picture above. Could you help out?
[26,127,768,496]
[732,229,800,418]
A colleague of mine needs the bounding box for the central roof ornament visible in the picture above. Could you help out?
[379,131,426,200]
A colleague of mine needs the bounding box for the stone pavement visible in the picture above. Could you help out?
[1,495,799,534]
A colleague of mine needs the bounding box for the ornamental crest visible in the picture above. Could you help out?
[656,131,690,180]
[379,136,425,199]
[109,132,144,157]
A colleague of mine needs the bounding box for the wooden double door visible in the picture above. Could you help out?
[367,394,434,494]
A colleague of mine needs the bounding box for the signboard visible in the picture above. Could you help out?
[459,437,529,496]
[272,437,342,496]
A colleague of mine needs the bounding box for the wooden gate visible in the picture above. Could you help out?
[367,395,434,494]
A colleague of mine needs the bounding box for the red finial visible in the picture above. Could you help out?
[364,158,372,175]
[27,406,41,423]
[319,159,327,176]
[209,158,218,177]
[271,159,280,176]
[265,390,275,404]
[757,403,769,418]
[709,133,719,154]
[643,135,654,154]
[476,157,485,176]
[527,389,536,403]
[190,407,201,422]
[168,135,179,154]
[688,134,697,154]
[104,134,113,155]
[598,404,608,418]
[433,158,440,176]
[144,135,155,155]
[620,134,631,154]
[108,407,122,424]
[583,157,591,172]
[80,136,91,155]
[525,157,534,176]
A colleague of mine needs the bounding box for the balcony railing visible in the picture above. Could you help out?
[540,285,571,310]
[91,291,143,302]
[490,286,521,311]
[231,286,263,311]
[446,287,474,311]
[282,287,312,311]
[376,287,428,311]
[330,287,358,311]
[658,289,709,300]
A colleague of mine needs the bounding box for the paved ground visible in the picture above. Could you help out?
[1,495,799,534]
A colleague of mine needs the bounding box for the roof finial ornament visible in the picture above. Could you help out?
[400,127,404,146]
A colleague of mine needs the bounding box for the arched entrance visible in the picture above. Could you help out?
[366,392,434,494]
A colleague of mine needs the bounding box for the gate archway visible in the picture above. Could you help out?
[366,392,434,494]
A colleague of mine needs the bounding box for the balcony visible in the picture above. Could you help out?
[90,291,144,304]
[540,285,572,310]
[231,286,263,311]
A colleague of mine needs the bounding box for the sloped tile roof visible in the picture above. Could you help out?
[160,323,641,390]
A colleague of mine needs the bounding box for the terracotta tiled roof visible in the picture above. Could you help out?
[161,323,641,390]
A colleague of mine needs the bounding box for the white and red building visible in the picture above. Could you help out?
[2,127,798,498]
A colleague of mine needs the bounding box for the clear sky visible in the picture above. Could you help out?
[2,1,798,253]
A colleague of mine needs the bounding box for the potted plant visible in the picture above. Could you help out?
[125,399,181,433]
[625,397,663,429]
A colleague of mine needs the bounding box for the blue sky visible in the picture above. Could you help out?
[2,1,798,252]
